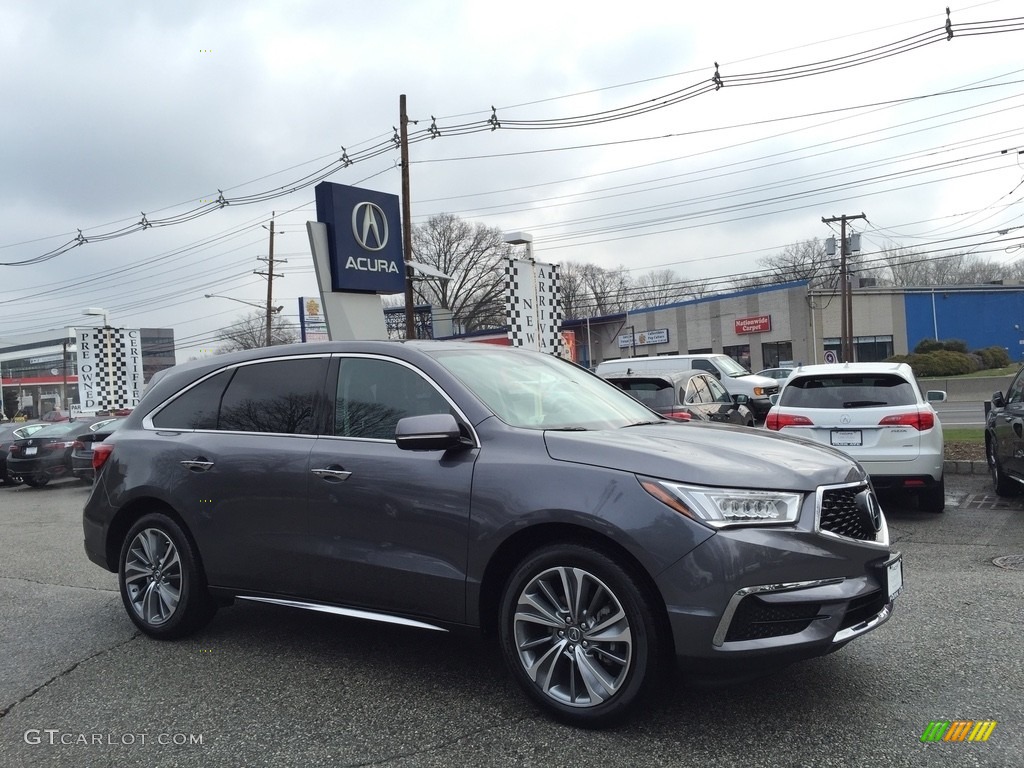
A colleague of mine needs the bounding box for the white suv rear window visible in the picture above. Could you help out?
[781,374,916,409]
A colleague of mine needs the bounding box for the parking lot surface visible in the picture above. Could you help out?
[1,475,1022,767]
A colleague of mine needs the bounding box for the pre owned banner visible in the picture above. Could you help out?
[75,327,144,410]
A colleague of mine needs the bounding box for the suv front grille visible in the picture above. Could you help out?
[818,484,879,542]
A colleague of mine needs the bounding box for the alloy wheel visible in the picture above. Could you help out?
[512,566,633,708]
[123,527,182,626]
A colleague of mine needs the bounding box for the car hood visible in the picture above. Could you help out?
[544,422,865,490]
[735,373,777,387]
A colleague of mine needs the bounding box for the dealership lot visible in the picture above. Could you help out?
[1,477,1022,767]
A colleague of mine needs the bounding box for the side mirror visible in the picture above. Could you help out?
[925,390,947,403]
[769,394,780,406]
[395,414,467,452]
[732,394,750,405]
[991,392,1006,409]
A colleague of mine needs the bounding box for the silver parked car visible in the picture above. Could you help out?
[84,341,901,727]
[604,370,756,426]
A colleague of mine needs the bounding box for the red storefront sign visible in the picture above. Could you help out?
[734,315,772,334]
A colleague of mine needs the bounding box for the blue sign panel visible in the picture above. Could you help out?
[314,182,406,294]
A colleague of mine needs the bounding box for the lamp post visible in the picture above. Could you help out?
[205,293,283,313]
[82,307,116,410]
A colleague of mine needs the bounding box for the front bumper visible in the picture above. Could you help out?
[655,482,895,670]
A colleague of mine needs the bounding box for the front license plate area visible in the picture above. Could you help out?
[831,429,862,446]
[885,553,903,601]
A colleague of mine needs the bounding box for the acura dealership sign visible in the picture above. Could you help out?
[314,182,405,294]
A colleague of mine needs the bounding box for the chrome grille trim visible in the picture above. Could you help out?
[815,480,889,549]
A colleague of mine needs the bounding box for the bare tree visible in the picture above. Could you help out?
[760,238,836,288]
[583,264,632,316]
[217,311,298,351]
[411,214,511,332]
[879,248,1014,286]
[630,269,689,308]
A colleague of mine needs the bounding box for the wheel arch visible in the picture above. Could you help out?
[105,497,205,577]
[477,523,671,643]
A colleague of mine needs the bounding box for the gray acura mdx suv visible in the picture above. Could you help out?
[83,341,901,727]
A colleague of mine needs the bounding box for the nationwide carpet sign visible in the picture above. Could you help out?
[75,327,144,411]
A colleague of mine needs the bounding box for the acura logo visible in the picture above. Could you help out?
[855,489,883,532]
[351,202,388,251]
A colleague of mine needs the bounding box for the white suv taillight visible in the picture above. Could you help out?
[878,410,934,431]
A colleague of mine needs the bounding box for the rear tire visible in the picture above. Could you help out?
[917,476,945,513]
[118,512,217,639]
[498,543,668,728]
[988,438,1020,497]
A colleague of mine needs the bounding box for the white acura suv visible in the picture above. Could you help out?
[765,362,946,512]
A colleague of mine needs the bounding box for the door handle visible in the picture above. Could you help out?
[311,467,352,482]
[180,459,214,472]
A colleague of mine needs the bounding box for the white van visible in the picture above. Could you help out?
[595,354,780,419]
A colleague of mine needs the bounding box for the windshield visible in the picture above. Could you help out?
[717,356,751,377]
[434,348,658,430]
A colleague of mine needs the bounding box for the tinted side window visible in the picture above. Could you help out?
[688,377,711,404]
[336,358,453,439]
[1005,371,1024,405]
[219,358,329,434]
[706,376,731,403]
[691,359,715,375]
[152,370,234,429]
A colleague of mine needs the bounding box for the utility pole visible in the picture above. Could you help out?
[822,212,866,362]
[400,94,416,339]
[255,212,285,347]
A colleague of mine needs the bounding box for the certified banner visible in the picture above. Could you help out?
[505,259,565,357]
[75,327,144,410]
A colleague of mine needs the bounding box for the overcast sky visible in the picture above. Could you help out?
[2,0,1023,360]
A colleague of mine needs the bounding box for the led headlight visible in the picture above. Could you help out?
[640,479,802,528]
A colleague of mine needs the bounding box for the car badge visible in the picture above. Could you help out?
[840,414,851,424]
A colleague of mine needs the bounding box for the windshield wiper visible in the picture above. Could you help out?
[547,426,589,431]
[622,420,666,428]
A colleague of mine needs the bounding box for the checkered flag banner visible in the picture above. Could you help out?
[505,258,566,357]
[75,328,145,411]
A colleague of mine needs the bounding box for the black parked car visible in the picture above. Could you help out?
[0,422,46,485]
[71,419,125,482]
[985,367,1024,496]
[7,418,116,487]
[604,370,756,426]
[83,341,900,727]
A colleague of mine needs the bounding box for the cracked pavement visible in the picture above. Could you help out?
[1,476,1022,767]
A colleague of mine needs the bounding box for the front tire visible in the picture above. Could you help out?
[498,544,667,728]
[118,513,216,639]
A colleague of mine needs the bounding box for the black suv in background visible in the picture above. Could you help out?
[986,366,1024,496]
[83,341,900,726]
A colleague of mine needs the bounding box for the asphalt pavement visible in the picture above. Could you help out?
[0,475,1022,767]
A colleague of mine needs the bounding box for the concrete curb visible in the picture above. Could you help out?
[944,460,989,476]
